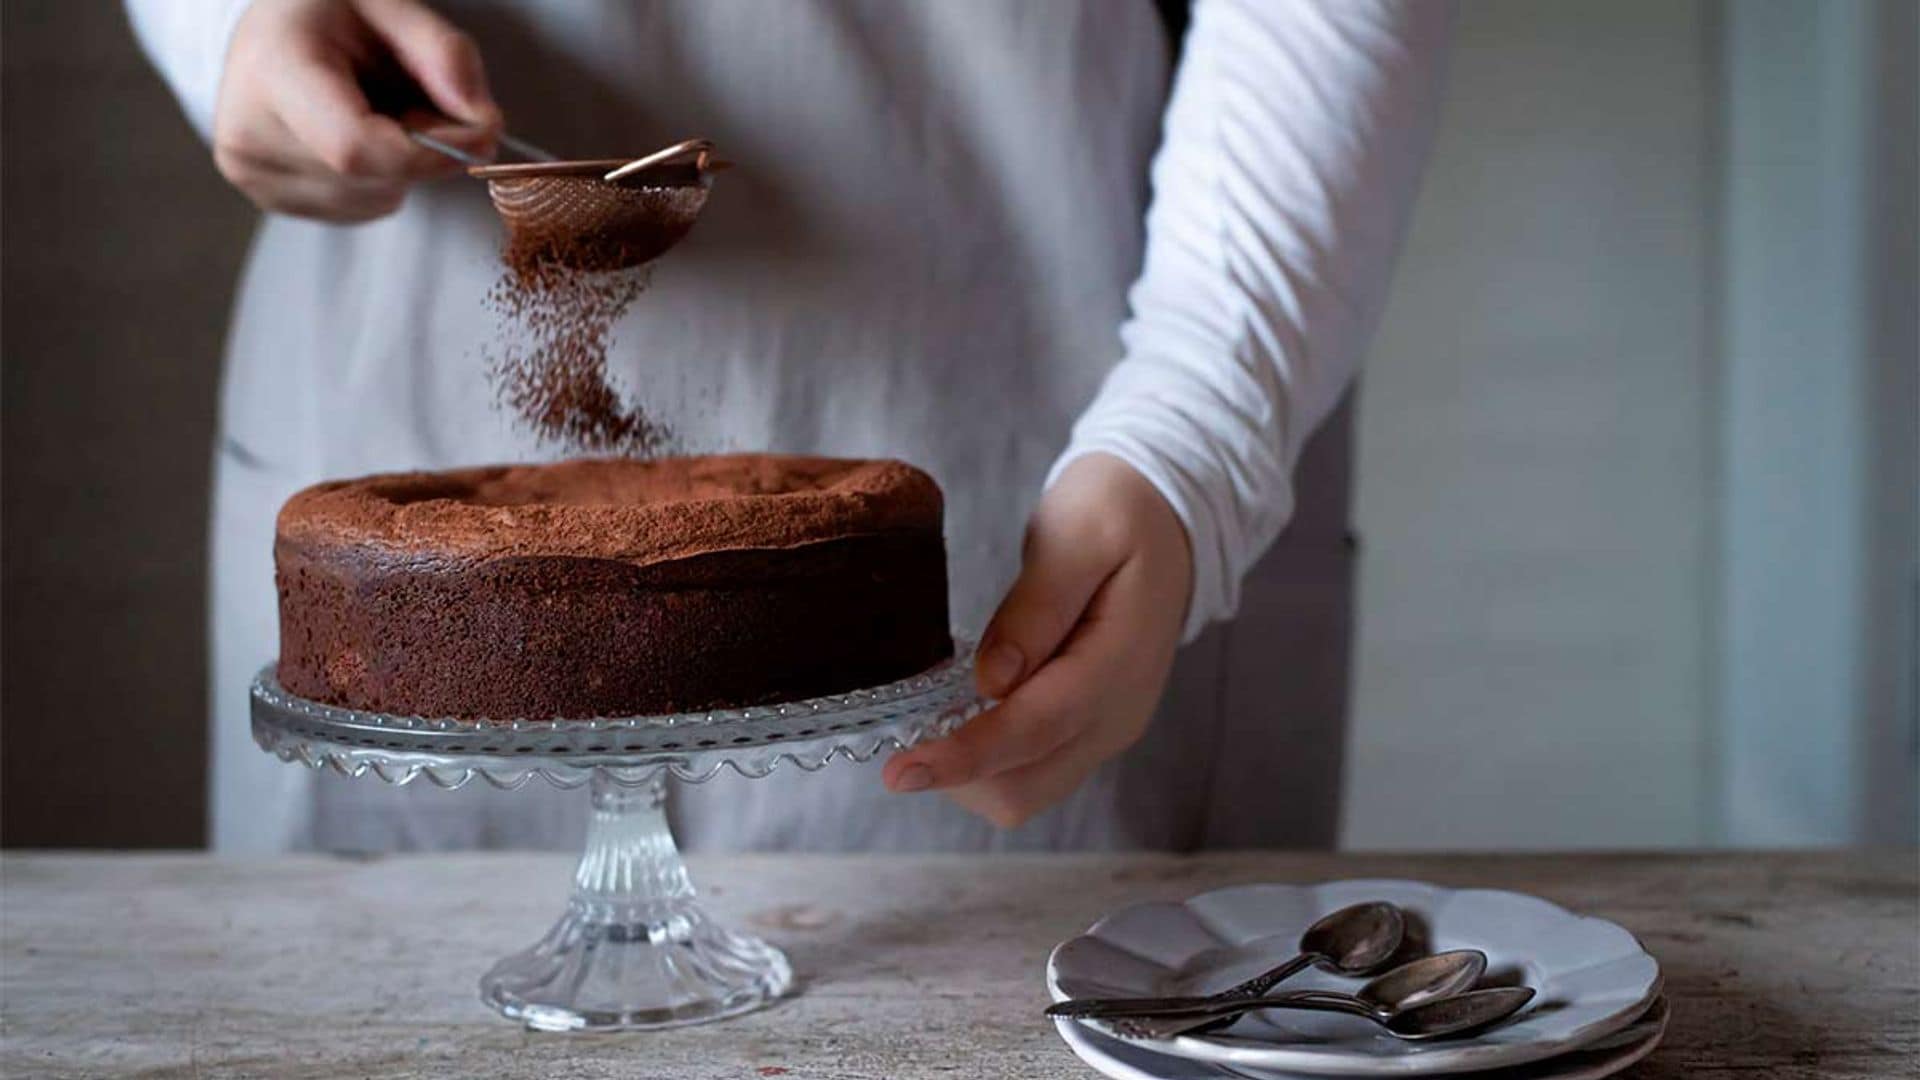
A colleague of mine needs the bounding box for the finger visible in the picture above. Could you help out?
[945,728,1112,830]
[397,107,499,167]
[270,47,431,179]
[220,149,409,220]
[976,520,1116,699]
[355,0,503,129]
[257,176,408,221]
[886,582,1156,795]
[216,116,418,209]
[883,654,1093,793]
[893,545,1181,788]
[220,122,429,193]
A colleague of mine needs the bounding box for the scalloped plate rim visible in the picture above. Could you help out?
[1051,995,1670,1080]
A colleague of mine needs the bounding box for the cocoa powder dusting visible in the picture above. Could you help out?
[483,185,695,456]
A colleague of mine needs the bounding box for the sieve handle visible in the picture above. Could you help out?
[603,139,717,183]
[408,130,486,167]
[409,129,559,168]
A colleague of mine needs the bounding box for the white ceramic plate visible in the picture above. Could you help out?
[1047,880,1661,1076]
[1054,997,1669,1080]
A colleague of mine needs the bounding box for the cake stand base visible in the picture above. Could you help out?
[251,642,981,1032]
[479,773,792,1031]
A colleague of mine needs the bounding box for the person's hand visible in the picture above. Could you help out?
[882,454,1192,827]
[212,0,502,221]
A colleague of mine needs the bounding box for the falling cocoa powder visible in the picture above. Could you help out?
[482,180,703,456]
[484,262,670,455]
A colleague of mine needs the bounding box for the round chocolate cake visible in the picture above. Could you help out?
[275,455,952,720]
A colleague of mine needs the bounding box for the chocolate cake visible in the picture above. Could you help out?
[275,455,952,720]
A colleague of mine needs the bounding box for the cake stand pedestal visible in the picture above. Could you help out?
[251,643,981,1032]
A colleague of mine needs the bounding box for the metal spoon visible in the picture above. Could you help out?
[1107,985,1536,1043]
[1060,949,1489,1023]
[1048,901,1406,1023]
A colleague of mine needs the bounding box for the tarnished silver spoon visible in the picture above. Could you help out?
[1060,949,1489,1024]
[1049,901,1407,1024]
[1108,983,1535,1043]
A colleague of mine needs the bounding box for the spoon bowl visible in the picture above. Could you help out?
[1383,986,1537,1040]
[1299,901,1406,975]
[1353,949,1487,1012]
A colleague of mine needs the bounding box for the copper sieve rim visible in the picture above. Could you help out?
[467,159,710,185]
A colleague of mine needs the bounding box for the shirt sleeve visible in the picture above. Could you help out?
[124,0,254,141]
[1048,0,1454,642]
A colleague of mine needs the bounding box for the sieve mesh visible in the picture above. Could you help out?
[472,160,712,273]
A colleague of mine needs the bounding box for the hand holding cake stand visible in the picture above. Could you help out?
[250,640,983,1032]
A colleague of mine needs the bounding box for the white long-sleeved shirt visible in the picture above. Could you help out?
[125,0,249,138]
[129,0,1450,853]
[1053,1,1449,639]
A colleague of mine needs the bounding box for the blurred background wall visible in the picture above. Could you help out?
[1,0,1913,849]
[2,2,253,846]
[1348,1,1722,849]
[1345,0,1917,850]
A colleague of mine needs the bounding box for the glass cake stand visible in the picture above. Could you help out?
[250,641,982,1032]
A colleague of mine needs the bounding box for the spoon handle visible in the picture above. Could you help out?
[603,138,717,183]
[1054,989,1374,1023]
[497,133,559,163]
[1047,952,1318,1020]
[1103,993,1385,1042]
[1222,952,1319,1000]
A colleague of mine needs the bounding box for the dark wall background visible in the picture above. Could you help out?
[3,3,253,846]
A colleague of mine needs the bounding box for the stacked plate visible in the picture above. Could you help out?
[1047,880,1666,1080]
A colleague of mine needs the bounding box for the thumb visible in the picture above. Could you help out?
[357,0,502,129]
[977,514,1117,699]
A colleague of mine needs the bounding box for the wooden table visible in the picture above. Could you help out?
[3,852,1913,1078]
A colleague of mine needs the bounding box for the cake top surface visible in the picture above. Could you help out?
[278,454,942,565]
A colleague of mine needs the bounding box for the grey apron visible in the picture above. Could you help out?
[210,0,1352,853]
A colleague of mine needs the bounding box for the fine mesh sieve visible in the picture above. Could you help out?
[468,141,721,273]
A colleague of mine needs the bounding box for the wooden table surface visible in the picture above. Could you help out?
[2,851,1913,1078]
